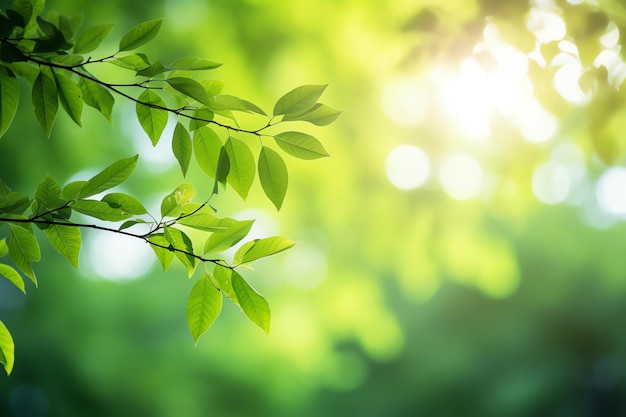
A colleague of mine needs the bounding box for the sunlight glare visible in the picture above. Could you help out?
[439,154,483,200]
[382,78,430,127]
[532,162,570,204]
[596,168,626,215]
[87,232,155,281]
[385,145,430,190]
[526,8,567,44]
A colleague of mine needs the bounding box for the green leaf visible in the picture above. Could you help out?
[119,19,164,51]
[148,233,174,271]
[0,42,27,63]
[160,183,196,217]
[193,126,221,177]
[35,174,62,211]
[71,200,131,221]
[8,224,40,285]
[273,84,327,116]
[178,213,226,232]
[203,219,254,254]
[0,263,25,293]
[233,240,256,264]
[108,53,151,71]
[53,71,83,126]
[164,226,197,277]
[238,236,295,264]
[119,219,147,231]
[258,146,288,210]
[274,131,329,160]
[201,80,224,97]
[50,55,84,66]
[186,274,222,345]
[101,193,147,215]
[172,122,192,177]
[225,137,255,200]
[232,271,270,334]
[170,57,222,71]
[209,95,266,116]
[135,61,166,77]
[213,265,237,303]
[0,192,30,215]
[0,65,19,137]
[32,70,58,136]
[0,320,14,375]
[78,155,138,198]
[281,103,342,126]
[214,146,230,194]
[44,224,81,267]
[166,77,212,106]
[136,90,168,145]
[78,77,114,122]
[73,23,114,54]
[188,108,214,130]
[60,180,86,200]
[0,238,7,258]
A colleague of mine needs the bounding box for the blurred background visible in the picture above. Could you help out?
[3,0,626,415]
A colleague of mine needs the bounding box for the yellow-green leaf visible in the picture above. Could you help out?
[172,122,192,177]
[73,23,114,54]
[0,65,19,138]
[193,126,221,177]
[8,224,40,285]
[78,77,114,122]
[186,274,222,345]
[225,137,255,200]
[232,271,270,334]
[258,146,288,210]
[54,70,83,126]
[136,90,167,145]
[119,19,163,51]
[274,131,329,160]
[0,263,25,293]
[44,224,81,267]
[0,320,14,375]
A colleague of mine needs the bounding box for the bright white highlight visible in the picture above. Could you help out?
[382,78,430,127]
[596,168,626,215]
[87,232,155,281]
[532,162,571,204]
[514,99,558,142]
[600,22,619,49]
[439,155,483,200]
[550,43,591,104]
[385,145,430,190]
[526,9,567,44]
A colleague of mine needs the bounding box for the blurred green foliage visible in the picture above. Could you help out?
[3,0,626,416]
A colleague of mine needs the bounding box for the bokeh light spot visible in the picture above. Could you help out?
[382,78,429,127]
[385,145,430,190]
[86,231,155,282]
[596,167,626,215]
[532,162,571,204]
[440,155,483,200]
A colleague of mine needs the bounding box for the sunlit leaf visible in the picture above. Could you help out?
[188,108,214,130]
[238,236,295,264]
[166,77,212,106]
[119,19,164,51]
[164,226,197,277]
[214,146,230,194]
[172,122,192,177]
[273,84,327,116]
[60,180,86,200]
[101,193,147,215]
[136,90,168,145]
[0,320,14,375]
[274,131,329,160]
[214,264,238,303]
[0,238,7,258]
[0,65,19,138]
[0,263,25,293]
[203,219,254,254]
[108,53,151,71]
[186,274,222,345]
[148,233,174,271]
[32,70,58,136]
[8,224,40,285]
[232,271,270,334]
[71,200,132,221]
[161,183,197,217]
[35,174,62,211]
[53,70,83,126]
[178,213,227,232]
[78,155,138,198]
[281,103,342,126]
[170,57,222,71]
[209,95,266,116]
[225,137,255,200]
[50,55,84,66]
[44,224,81,267]
[258,146,288,210]
[78,77,114,122]
[193,126,221,177]
[73,23,114,54]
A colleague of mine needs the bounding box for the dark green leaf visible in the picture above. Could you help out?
[32,70,58,136]
[0,320,14,375]
[136,90,168,145]
[44,224,81,267]
[101,193,147,215]
[166,77,212,106]
[232,271,270,334]
[172,122,192,177]
[53,70,83,126]
[0,263,25,293]
[118,219,147,231]
[50,54,84,66]
[8,224,40,285]
[0,65,19,137]
[78,77,114,122]
[281,103,343,126]
[71,200,131,221]
[273,84,327,116]
[73,23,114,54]
[274,131,329,160]
[78,155,138,198]
[214,146,230,194]
[186,274,222,344]
[0,42,27,63]
[258,146,288,210]
[203,219,254,254]
[225,137,255,199]
[135,61,166,77]
[0,192,30,215]
[119,19,164,51]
